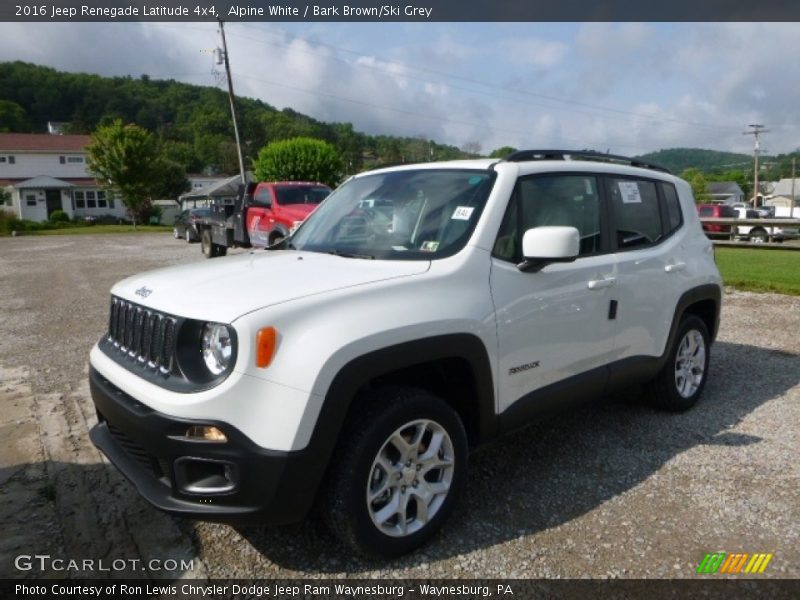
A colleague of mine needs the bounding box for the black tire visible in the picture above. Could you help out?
[201,229,213,258]
[213,244,228,257]
[749,228,768,244]
[647,314,710,411]
[323,387,467,558]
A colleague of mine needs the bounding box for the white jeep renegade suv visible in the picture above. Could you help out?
[88,150,722,557]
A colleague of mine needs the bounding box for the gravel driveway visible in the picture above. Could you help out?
[0,233,797,580]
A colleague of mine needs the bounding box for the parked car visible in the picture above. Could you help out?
[697,203,737,237]
[88,151,722,557]
[173,208,211,242]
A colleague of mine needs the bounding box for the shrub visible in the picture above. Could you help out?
[49,210,70,223]
[253,137,343,188]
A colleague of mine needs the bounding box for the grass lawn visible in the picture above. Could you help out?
[20,225,173,236]
[715,246,800,296]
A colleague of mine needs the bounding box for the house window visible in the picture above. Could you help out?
[0,157,5,163]
[59,156,65,164]
[67,156,84,163]
[26,194,37,207]
[86,191,96,208]
[74,191,85,209]
[8,156,14,164]
[97,190,107,209]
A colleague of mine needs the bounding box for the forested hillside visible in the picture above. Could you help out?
[634,148,753,173]
[0,61,469,175]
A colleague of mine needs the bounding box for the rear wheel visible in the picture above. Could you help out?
[201,229,213,258]
[749,228,768,244]
[647,315,710,411]
[323,387,467,558]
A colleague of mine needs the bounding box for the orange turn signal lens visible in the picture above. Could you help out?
[256,326,277,368]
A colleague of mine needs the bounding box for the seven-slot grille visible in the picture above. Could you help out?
[108,297,177,374]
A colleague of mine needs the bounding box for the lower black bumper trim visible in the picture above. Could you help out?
[88,366,324,526]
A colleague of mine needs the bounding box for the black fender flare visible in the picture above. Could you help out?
[292,334,496,515]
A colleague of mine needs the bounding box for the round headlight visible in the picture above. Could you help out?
[201,323,233,375]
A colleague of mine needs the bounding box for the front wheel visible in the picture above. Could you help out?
[647,314,710,411]
[323,387,467,558]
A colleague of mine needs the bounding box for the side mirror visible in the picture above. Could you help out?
[518,226,580,272]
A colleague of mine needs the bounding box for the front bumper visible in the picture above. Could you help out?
[88,367,320,525]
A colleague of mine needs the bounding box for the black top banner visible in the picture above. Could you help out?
[4,0,800,22]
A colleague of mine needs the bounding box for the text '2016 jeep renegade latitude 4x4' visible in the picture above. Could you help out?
[89,150,722,557]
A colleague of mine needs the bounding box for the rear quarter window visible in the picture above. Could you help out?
[660,183,683,233]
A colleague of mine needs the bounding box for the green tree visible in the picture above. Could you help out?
[253,137,343,187]
[489,146,518,158]
[87,120,175,223]
[0,100,28,132]
[680,168,711,203]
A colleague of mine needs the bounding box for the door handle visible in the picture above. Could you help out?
[587,277,616,290]
[665,262,687,273]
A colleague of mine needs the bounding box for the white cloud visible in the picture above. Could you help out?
[500,37,569,69]
[1,22,799,155]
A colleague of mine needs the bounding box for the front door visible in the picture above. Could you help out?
[489,173,617,414]
[45,190,62,217]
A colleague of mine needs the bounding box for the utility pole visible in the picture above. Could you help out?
[743,124,770,207]
[217,19,247,185]
[792,157,796,218]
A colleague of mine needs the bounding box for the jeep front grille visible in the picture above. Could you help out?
[107,297,177,374]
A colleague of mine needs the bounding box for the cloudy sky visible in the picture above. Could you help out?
[1,21,799,156]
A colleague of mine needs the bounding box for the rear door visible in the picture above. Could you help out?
[608,177,685,364]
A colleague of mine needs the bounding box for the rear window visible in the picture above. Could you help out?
[275,185,331,205]
[698,206,714,217]
[719,206,737,218]
[609,178,663,249]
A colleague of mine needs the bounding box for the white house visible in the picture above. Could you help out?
[0,133,127,222]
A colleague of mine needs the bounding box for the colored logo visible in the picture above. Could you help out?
[697,552,773,574]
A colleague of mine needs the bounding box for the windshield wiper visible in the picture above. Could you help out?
[326,249,375,259]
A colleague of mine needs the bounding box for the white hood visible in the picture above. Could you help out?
[111,250,431,323]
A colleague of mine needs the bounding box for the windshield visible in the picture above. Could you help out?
[275,185,331,205]
[289,169,495,260]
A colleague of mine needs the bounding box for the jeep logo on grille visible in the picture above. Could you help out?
[135,286,153,298]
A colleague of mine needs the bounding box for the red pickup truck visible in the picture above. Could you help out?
[197,181,332,258]
[247,181,332,247]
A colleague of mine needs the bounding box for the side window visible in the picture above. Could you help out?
[609,178,662,249]
[253,187,272,205]
[493,174,602,262]
[660,182,683,234]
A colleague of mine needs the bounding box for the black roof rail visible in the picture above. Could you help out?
[503,149,671,174]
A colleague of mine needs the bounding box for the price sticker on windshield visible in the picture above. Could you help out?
[618,181,642,204]
[452,206,475,220]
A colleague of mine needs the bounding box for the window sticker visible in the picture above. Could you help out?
[420,241,440,252]
[451,206,475,220]
[618,181,642,204]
